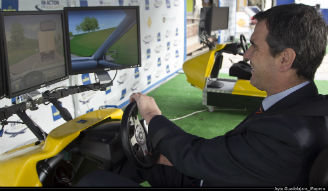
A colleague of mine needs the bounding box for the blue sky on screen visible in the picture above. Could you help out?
[68,10,126,35]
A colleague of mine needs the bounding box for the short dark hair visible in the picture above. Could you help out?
[254,4,328,80]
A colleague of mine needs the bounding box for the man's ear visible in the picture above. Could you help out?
[279,48,296,71]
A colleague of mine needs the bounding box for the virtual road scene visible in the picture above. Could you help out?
[67,9,139,73]
[4,14,66,95]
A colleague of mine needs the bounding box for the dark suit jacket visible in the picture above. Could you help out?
[148,81,328,187]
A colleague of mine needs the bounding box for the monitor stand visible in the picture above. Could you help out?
[96,71,112,85]
[19,90,41,104]
[28,90,41,98]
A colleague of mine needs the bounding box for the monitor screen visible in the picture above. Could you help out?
[1,11,68,98]
[64,6,141,75]
[199,7,229,36]
[210,7,229,31]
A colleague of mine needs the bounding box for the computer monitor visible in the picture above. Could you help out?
[64,6,141,75]
[199,7,229,36]
[0,11,69,98]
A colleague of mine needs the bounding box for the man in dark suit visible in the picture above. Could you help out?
[128,3,328,187]
[77,3,328,187]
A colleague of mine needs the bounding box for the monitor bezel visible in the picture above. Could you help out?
[63,6,142,75]
[0,30,7,98]
[0,10,69,98]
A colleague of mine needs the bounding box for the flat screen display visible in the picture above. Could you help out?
[199,7,229,36]
[1,11,68,97]
[210,7,229,31]
[64,6,141,75]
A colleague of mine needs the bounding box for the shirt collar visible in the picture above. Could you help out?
[262,81,310,111]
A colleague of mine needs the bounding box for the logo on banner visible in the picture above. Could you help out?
[147,17,152,27]
[167,42,170,51]
[145,0,150,10]
[105,86,111,95]
[143,62,152,71]
[147,75,151,85]
[173,0,179,7]
[134,68,140,79]
[38,0,65,9]
[155,45,162,53]
[143,34,153,44]
[51,105,62,121]
[82,73,91,85]
[4,128,27,138]
[131,81,139,91]
[155,69,161,78]
[173,40,178,47]
[157,58,161,67]
[162,15,176,24]
[166,0,171,8]
[129,0,139,6]
[1,0,18,11]
[166,65,170,73]
[165,30,171,38]
[147,49,151,59]
[175,50,179,58]
[157,32,161,42]
[79,91,96,105]
[154,0,162,8]
[117,73,128,85]
[120,89,127,100]
[165,52,170,61]
[176,27,179,36]
[42,0,59,6]
[11,96,23,104]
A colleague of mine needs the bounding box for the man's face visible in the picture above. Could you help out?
[243,20,280,93]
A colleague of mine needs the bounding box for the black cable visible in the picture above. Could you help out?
[2,121,24,124]
[110,70,118,84]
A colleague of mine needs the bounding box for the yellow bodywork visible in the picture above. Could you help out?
[0,108,123,187]
[232,80,267,97]
[183,44,226,90]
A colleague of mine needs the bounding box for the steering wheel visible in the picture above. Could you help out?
[240,34,248,54]
[120,102,159,168]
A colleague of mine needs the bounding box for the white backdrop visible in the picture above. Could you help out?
[0,0,185,154]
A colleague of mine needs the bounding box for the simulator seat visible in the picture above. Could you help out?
[309,147,328,186]
[229,60,252,80]
[183,42,241,90]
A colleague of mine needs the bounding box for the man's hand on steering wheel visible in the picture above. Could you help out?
[130,93,162,125]
[120,93,163,168]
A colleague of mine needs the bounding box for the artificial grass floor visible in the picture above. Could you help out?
[147,72,328,138]
[147,73,248,138]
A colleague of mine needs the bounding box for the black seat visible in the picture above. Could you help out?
[309,147,328,186]
[229,61,252,80]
